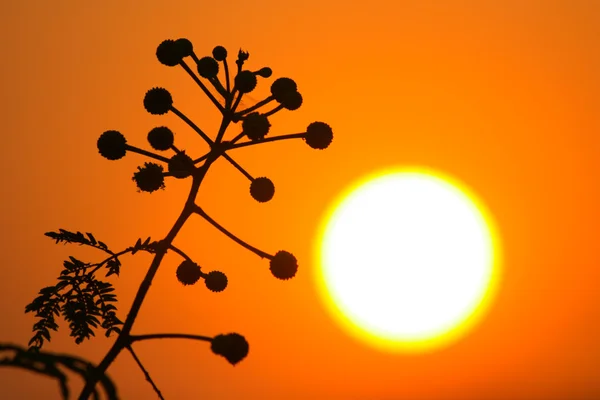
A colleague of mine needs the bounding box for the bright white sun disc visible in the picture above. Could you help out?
[315,168,501,353]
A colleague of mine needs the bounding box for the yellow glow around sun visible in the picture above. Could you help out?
[314,167,502,353]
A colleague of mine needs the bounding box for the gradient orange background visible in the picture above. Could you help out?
[1,1,599,399]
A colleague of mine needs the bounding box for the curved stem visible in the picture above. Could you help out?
[168,244,193,263]
[234,96,274,118]
[129,333,213,343]
[193,204,271,259]
[229,133,305,150]
[262,104,284,118]
[125,145,170,163]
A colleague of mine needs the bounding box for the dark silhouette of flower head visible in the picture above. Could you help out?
[280,91,303,110]
[97,130,127,160]
[174,38,193,58]
[147,126,174,151]
[305,122,333,150]
[242,113,270,141]
[212,45,227,61]
[156,39,182,67]
[250,177,275,203]
[237,49,249,65]
[176,260,202,286]
[270,251,298,280]
[196,57,219,79]
[168,152,195,179]
[270,77,297,102]
[254,67,272,78]
[132,162,165,193]
[211,333,249,365]
[205,271,228,292]
[144,88,173,115]
[234,70,257,93]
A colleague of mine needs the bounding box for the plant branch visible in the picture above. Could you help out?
[234,96,274,118]
[126,345,164,400]
[262,104,284,118]
[179,60,225,114]
[223,59,231,94]
[78,158,218,399]
[167,244,193,263]
[169,106,214,146]
[125,145,171,163]
[220,153,253,181]
[229,133,305,150]
[193,204,271,259]
[129,333,213,343]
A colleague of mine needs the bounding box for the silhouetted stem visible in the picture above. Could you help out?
[209,76,228,97]
[193,204,270,259]
[1,343,117,400]
[129,333,212,343]
[126,345,164,400]
[223,59,231,93]
[262,104,284,118]
[125,145,170,163]
[235,96,274,117]
[179,60,225,114]
[230,90,243,114]
[168,244,193,263]
[220,153,253,181]
[170,144,181,154]
[78,159,217,400]
[230,132,246,145]
[170,106,214,146]
[229,133,305,150]
[192,152,211,164]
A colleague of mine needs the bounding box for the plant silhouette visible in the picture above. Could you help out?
[19,38,333,399]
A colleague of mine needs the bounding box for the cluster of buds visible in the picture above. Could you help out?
[95,38,333,365]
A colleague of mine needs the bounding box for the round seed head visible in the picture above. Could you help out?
[168,152,195,179]
[156,39,182,67]
[270,77,297,102]
[269,250,298,280]
[147,126,174,151]
[97,130,127,160]
[305,121,333,150]
[174,38,193,58]
[132,162,165,193]
[211,333,249,365]
[280,90,303,110]
[197,56,219,79]
[234,70,257,94]
[255,67,272,78]
[144,87,173,115]
[250,177,274,203]
[205,271,228,292]
[242,112,270,141]
[212,45,227,61]
[176,260,202,286]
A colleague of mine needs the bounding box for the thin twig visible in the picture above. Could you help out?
[229,133,305,150]
[129,333,213,343]
[126,345,165,400]
[193,204,271,259]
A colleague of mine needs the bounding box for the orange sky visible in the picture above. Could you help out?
[1,1,599,399]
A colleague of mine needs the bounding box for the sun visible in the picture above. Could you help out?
[314,167,502,353]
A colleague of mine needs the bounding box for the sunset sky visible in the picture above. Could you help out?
[1,1,599,399]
